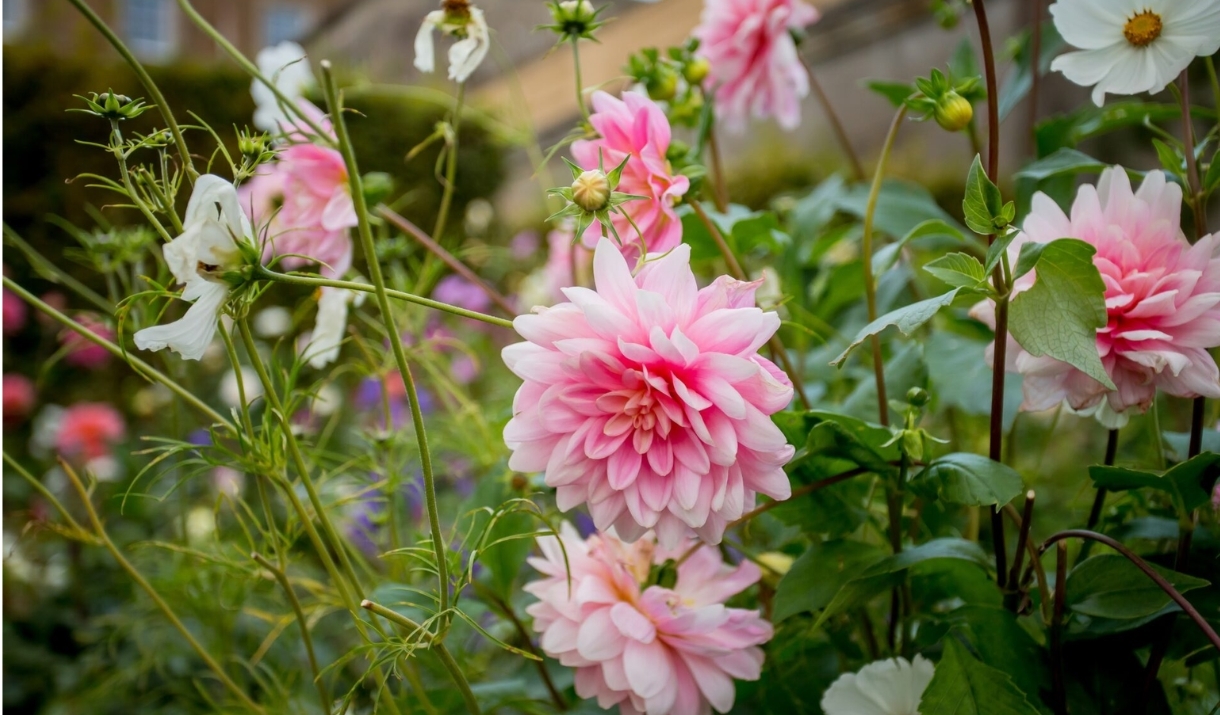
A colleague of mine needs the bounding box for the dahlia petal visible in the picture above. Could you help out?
[577,608,626,660]
[623,639,672,698]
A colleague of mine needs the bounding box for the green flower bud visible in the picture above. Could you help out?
[934,91,973,132]
[571,169,611,212]
[906,387,930,408]
[362,172,395,207]
[646,67,679,102]
[73,90,151,121]
[683,57,710,85]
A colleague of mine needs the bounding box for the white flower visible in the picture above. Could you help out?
[1049,0,1220,106]
[219,367,263,408]
[414,3,490,83]
[821,656,936,715]
[252,41,317,132]
[135,175,252,361]
[253,306,293,338]
[300,286,364,369]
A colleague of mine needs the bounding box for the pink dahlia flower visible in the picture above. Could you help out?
[3,374,36,425]
[693,0,820,132]
[56,402,125,460]
[3,287,27,335]
[973,168,1220,427]
[241,143,356,279]
[572,92,690,264]
[502,238,794,546]
[525,522,772,715]
[60,313,114,370]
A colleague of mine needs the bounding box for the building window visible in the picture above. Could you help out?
[264,4,308,46]
[3,0,29,39]
[125,0,176,62]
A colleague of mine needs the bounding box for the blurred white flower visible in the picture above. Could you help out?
[134,176,252,361]
[186,507,216,545]
[252,41,317,132]
[220,367,263,408]
[301,287,363,369]
[253,306,293,338]
[310,382,343,416]
[211,466,245,498]
[414,3,490,83]
[821,656,935,715]
[1049,0,1220,106]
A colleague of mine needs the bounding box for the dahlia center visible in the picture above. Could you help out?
[1123,11,1162,47]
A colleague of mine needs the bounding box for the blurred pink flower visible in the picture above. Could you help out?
[3,374,36,425]
[60,314,113,370]
[241,143,355,279]
[572,92,690,264]
[525,523,772,715]
[972,168,1220,427]
[693,0,819,132]
[56,402,125,461]
[502,239,794,546]
[3,288,26,335]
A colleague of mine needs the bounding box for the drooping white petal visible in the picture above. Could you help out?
[301,287,363,369]
[447,7,490,82]
[133,281,229,361]
[251,42,316,132]
[414,10,444,74]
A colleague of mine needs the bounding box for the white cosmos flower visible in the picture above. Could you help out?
[821,656,936,715]
[414,4,490,83]
[1049,0,1220,106]
[252,41,317,132]
[300,286,364,369]
[135,175,252,361]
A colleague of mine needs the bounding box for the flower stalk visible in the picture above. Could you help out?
[251,552,330,713]
[433,82,466,241]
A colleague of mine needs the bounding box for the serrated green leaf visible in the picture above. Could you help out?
[831,289,961,366]
[1007,238,1115,389]
[925,253,988,288]
[983,230,1018,276]
[964,155,1004,236]
[1088,452,1220,517]
[911,453,1024,507]
[1012,241,1046,279]
[773,540,886,622]
[919,637,1041,715]
[1152,138,1185,180]
[1067,554,1209,620]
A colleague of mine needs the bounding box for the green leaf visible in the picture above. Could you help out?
[1088,452,1220,517]
[919,637,1042,715]
[831,289,961,366]
[1067,554,1209,620]
[866,80,916,107]
[1015,147,1107,182]
[1151,138,1185,181]
[874,219,967,274]
[799,411,899,476]
[773,540,887,622]
[911,453,1024,507]
[963,155,1004,236]
[812,538,989,630]
[836,179,967,240]
[997,21,1064,121]
[925,253,988,288]
[1012,241,1047,279]
[1007,238,1115,389]
[925,331,1023,427]
[1036,101,1216,156]
[1204,153,1220,194]
[983,229,1018,276]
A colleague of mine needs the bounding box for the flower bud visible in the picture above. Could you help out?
[571,169,611,212]
[683,57,710,85]
[934,91,973,132]
[646,67,679,102]
[906,387,929,408]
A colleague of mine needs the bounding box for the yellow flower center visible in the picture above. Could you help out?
[1123,10,1162,47]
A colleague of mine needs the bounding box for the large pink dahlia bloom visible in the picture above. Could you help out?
[973,167,1220,426]
[572,92,690,264]
[502,238,795,546]
[692,0,819,132]
[525,522,772,715]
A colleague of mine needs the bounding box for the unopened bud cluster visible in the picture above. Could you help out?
[72,90,151,122]
[905,69,982,134]
[625,39,708,127]
[542,0,605,42]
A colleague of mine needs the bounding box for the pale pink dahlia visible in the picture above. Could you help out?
[502,239,794,546]
[241,143,356,279]
[973,168,1220,427]
[692,0,819,132]
[525,522,772,715]
[572,92,690,263]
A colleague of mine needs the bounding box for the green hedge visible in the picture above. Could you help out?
[1,46,505,250]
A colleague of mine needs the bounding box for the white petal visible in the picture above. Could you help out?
[301,287,355,369]
[134,281,229,361]
[414,11,444,74]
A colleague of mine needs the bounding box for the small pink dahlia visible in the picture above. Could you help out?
[973,167,1220,426]
[502,238,794,546]
[693,0,820,132]
[525,523,772,715]
[572,92,690,264]
[56,402,126,461]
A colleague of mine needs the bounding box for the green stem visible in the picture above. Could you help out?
[111,121,174,244]
[361,601,481,715]
[257,267,513,329]
[318,62,452,628]
[3,224,114,313]
[571,36,591,125]
[252,552,330,713]
[861,106,907,427]
[432,82,466,242]
[3,276,233,430]
[1206,57,1220,117]
[60,458,263,712]
[4,453,89,536]
[174,0,334,145]
[218,323,257,439]
[65,0,196,179]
